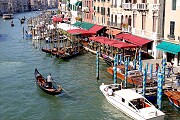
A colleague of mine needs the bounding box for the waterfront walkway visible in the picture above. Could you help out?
[142,59,180,91]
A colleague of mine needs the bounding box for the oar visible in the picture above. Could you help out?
[52,80,71,95]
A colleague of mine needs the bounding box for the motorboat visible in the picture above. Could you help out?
[2,14,14,19]
[100,83,165,120]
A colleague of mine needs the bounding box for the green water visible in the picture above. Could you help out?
[0,11,179,120]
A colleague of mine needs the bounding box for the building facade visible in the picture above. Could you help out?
[82,0,93,23]
[160,0,180,66]
[0,0,8,15]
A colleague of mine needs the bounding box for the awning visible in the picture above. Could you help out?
[106,28,121,35]
[67,29,96,35]
[89,25,104,33]
[156,41,180,54]
[115,33,152,47]
[73,21,95,30]
[52,17,63,22]
[75,1,82,6]
[89,36,137,48]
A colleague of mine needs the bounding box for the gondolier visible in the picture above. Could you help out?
[47,74,53,88]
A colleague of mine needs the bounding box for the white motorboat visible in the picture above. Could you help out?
[2,14,14,19]
[100,83,165,120]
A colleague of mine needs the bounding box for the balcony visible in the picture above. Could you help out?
[167,34,175,40]
[137,3,148,11]
[82,7,89,13]
[132,4,137,10]
[122,3,132,10]
[152,4,159,11]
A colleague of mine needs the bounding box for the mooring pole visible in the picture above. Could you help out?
[124,60,128,88]
[142,67,147,97]
[96,51,99,80]
[157,71,163,110]
[113,54,117,84]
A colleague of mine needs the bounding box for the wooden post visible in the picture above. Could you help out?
[96,51,99,80]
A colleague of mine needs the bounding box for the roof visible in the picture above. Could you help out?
[89,36,137,48]
[156,41,180,54]
[67,29,96,35]
[115,89,144,101]
[115,33,152,47]
[106,28,121,35]
[89,25,104,33]
[75,1,82,6]
[73,21,95,30]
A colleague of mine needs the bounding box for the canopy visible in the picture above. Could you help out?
[89,36,137,49]
[57,23,79,31]
[75,1,82,6]
[89,25,104,33]
[156,41,180,54]
[53,17,63,22]
[106,28,121,35]
[67,29,96,35]
[73,21,95,30]
[115,33,152,47]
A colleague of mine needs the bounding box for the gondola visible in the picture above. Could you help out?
[34,68,62,95]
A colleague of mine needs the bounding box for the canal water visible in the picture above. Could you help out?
[0,11,179,120]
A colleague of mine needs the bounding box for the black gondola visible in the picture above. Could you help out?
[34,68,62,95]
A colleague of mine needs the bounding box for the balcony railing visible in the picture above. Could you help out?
[167,34,175,40]
[152,4,159,11]
[132,4,137,10]
[122,3,132,10]
[137,3,148,11]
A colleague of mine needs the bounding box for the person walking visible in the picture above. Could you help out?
[167,64,171,78]
[170,60,174,74]
[155,63,159,76]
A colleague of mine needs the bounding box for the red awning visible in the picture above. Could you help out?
[67,29,96,35]
[89,25,104,33]
[89,36,137,48]
[53,17,63,22]
[115,33,152,47]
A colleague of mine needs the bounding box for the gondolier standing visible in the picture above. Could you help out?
[47,74,53,88]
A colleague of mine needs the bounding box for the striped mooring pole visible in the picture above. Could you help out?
[124,60,128,88]
[157,71,163,110]
[150,64,153,80]
[142,67,147,97]
[162,59,166,83]
[133,59,136,70]
[96,51,99,80]
[138,50,142,72]
[113,54,117,84]
[146,63,148,73]
[119,54,122,65]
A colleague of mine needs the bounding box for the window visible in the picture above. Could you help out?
[172,0,176,10]
[170,21,175,35]
[154,0,157,4]
[97,7,100,13]
[94,6,96,11]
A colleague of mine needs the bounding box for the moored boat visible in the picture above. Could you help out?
[100,83,165,120]
[164,89,180,109]
[2,14,14,19]
[34,68,62,95]
[107,65,156,87]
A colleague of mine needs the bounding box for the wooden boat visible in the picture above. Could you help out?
[102,54,113,66]
[100,83,165,120]
[164,89,180,108]
[34,68,62,95]
[42,47,52,53]
[2,14,14,19]
[107,65,156,87]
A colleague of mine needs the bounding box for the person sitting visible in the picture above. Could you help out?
[47,74,53,88]
[108,87,113,96]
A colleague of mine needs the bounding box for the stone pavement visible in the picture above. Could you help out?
[142,59,180,91]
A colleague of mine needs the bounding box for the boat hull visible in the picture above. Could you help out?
[100,84,165,120]
[34,68,62,95]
